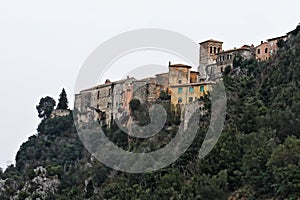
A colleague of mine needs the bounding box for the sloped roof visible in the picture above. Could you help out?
[199,39,223,44]
[169,63,192,68]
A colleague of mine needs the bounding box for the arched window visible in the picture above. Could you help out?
[210,46,212,53]
[265,48,268,53]
[214,47,216,54]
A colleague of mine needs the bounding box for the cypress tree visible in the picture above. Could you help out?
[57,88,68,109]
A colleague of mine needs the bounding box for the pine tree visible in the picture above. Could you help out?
[57,88,69,109]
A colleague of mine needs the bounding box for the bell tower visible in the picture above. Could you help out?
[198,39,223,80]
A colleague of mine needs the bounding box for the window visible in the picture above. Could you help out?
[229,55,232,60]
[178,79,182,84]
[189,97,193,103]
[265,48,268,53]
[214,47,216,54]
[210,46,212,53]
[97,91,100,99]
[178,97,182,103]
[189,87,194,93]
[200,85,204,92]
[178,87,183,94]
[227,55,229,60]
[257,49,261,54]
[218,47,220,53]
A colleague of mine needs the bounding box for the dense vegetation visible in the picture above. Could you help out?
[0,29,299,199]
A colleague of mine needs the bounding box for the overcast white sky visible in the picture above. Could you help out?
[0,0,299,169]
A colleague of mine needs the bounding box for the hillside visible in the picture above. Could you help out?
[0,28,300,199]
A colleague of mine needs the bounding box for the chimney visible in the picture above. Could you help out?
[261,41,263,44]
[169,61,171,66]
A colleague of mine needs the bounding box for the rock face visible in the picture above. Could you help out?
[0,179,6,193]
[1,166,61,200]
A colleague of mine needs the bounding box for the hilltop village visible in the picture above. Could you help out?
[74,25,299,126]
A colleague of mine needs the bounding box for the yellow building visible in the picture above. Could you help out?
[167,62,212,108]
[170,83,210,106]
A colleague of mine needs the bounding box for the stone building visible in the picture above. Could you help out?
[255,35,287,61]
[155,72,169,95]
[190,71,199,83]
[255,41,271,61]
[199,39,255,79]
[168,62,211,108]
[74,77,137,126]
[131,78,157,104]
[199,39,223,80]
[267,35,287,56]
[170,82,210,106]
[216,45,254,72]
[50,109,71,118]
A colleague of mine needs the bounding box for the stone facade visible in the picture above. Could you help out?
[155,72,169,94]
[199,39,223,80]
[255,35,287,61]
[170,83,210,106]
[267,36,287,56]
[190,71,199,83]
[168,63,192,85]
[75,61,213,126]
[255,41,270,61]
[168,62,211,108]
[216,45,254,72]
[50,109,70,118]
[75,77,137,126]
[132,79,157,104]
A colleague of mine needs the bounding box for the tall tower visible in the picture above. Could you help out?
[198,39,223,80]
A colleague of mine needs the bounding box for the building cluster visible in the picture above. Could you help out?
[200,26,299,80]
[74,24,299,126]
[75,62,212,126]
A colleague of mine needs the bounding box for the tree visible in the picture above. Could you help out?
[57,88,68,109]
[233,54,243,68]
[36,96,56,119]
[129,99,140,111]
[266,136,300,198]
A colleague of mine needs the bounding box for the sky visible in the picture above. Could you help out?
[0,0,299,170]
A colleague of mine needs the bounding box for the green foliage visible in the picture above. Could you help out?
[46,165,63,177]
[36,96,56,119]
[129,98,141,111]
[233,54,243,68]
[267,136,300,198]
[158,91,170,100]
[224,65,232,75]
[57,88,69,109]
[1,30,300,200]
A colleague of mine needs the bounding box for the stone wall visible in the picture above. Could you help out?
[199,39,223,79]
[50,109,70,118]
[168,64,191,86]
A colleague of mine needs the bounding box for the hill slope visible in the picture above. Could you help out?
[0,28,300,199]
